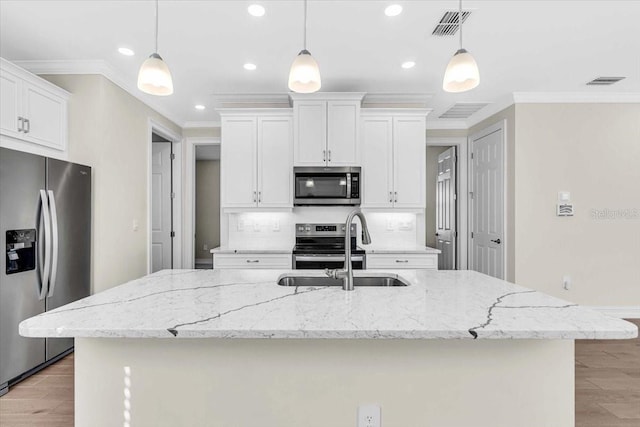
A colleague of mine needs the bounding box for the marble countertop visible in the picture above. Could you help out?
[20,269,637,340]
[211,247,292,254]
[366,246,441,254]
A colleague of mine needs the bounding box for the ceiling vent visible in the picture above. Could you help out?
[586,77,625,86]
[432,11,471,36]
[439,103,488,119]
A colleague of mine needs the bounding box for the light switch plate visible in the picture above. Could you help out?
[358,404,381,427]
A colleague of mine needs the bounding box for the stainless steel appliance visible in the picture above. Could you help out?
[0,147,91,396]
[293,166,360,206]
[292,223,365,270]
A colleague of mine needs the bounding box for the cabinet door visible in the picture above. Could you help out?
[361,117,393,208]
[294,101,327,166]
[0,69,22,138]
[326,101,359,165]
[221,117,257,208]
[393,117,426,208]
[258,116,293,207]
[22,81,67,150]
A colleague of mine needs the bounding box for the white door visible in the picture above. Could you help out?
[393,117,426,208]
[294,101,327,166]
[151,142,173,272]
[22,81,66,150]
[326,101,359,165]
[436,147,456,270]
[221,117,257,208]
[0,69,22,138]
[470,125,505,279]
[257,116,293,207]
[361,117,393,208]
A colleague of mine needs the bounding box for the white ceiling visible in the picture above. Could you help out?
[1,1,639,127]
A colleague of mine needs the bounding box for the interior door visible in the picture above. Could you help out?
[257,116,293,207]
[151,142,173,273]
[436,147,456,270]
[45,158,91,359]
[361,117,394,208]
[470,126,504,279]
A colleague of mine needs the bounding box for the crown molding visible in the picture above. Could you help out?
[465,94,516,128]
[288,92,366,101]
[425,119,468,130]
[363,93,433,107]
[183,121,221,129]
[512,92,640,103]
[12,59,184,128]
[212,93,291,107]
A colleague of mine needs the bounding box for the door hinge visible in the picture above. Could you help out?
[469,191,474,199]
[454,231,458,238]
[470,152,474,159]
[471,232,474,239]
[170,153,176,160]
[453,193,457,200]
[170,231,175,238]
[171,192,175,199]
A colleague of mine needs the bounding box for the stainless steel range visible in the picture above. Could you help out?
[292,223,366,270]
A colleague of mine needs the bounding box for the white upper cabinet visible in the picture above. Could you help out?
[220,110,293,210]
[0,58,68,152]
[361,110,428,209]
[292,93,364,166]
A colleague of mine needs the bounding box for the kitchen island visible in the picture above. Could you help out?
[20,269,637,427]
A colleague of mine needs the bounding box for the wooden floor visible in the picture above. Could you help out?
[1,321,638,427]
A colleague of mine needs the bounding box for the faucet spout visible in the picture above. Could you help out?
[341,209,372,291]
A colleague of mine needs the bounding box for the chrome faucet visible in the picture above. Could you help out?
[326,209,372,291]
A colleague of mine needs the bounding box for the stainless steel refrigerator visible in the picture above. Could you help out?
[0,147,91,396]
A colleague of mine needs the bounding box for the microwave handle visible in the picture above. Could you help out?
[346,173,351,199]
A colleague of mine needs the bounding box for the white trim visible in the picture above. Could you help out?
[512,91,640,104]
[183,121,221,129]
[147,119,183,274]
[426,137,468,270]
[214,93,291,106]
[14,59,184,128]
[217,108,293,117]
[363,93,433,106]
[288,92,366,101]
[184,137,221,269]
[588,306,640,319]
[360,108,432,117]
[425,120,468,130]
[466,94,516,128]
[468,120,508,280]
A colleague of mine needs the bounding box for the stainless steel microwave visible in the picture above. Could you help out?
[293,167,361,206]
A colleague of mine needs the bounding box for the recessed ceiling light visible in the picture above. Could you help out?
[385,4,403,17]
[118,47,135,56]
[401,61,415,69]
[243,63,257,71]
[248,4,266,17]
[194,105,206,110]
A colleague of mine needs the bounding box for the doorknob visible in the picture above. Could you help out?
[491,238,501,244]
[435,233,440,236]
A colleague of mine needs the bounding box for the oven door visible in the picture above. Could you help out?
[293,254,365,270]
[294,171,355,205]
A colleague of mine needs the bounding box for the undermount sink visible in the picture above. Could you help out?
[277,275,409,287]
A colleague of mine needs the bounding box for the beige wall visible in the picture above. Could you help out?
[183,127,220,138]
[513,103,640,305]
[195,160,220,259]
[469,106,517,282]
[41,74,181,293]
[426,146,449,247]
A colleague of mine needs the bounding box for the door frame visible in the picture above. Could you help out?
[183,136,221,269]
[426,137,468,269]
[147,119,182,274]
[468,120,508,280]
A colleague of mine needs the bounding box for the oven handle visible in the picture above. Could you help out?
[294,255,364,262]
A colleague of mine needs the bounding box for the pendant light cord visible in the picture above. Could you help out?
[458,0,463,50]
[155,0,159,53]
[303,0,308,50]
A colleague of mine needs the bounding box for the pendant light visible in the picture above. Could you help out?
[138,0,174,96]
[442,0,479,93]
[288,0,321,93]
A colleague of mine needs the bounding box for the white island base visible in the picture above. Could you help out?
[76,337,574,427]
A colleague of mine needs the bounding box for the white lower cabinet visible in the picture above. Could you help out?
[213,253,292,269]
[367,253,438,270]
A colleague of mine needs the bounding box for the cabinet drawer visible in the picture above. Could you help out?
[213,254,292,269]
[366,254,438,270]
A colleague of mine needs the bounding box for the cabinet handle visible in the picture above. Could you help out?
[246,259,260,263]
[322,150,326,162]
[328,150,331,161]
[24,118,30,134]
[17,116,24,132]
[394,191,398,203]
[395,259,409,263]
[258,191,262,203]
[253,191,257,202]
[389,191,393,203]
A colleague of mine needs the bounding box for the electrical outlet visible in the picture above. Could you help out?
[132,219,139,232]
[272,220,280,231]
[237,219,245,231]
[358,404,381,427]
[563,275,571,290]
[386,219,394,231]
[203,244,208,251]
[253,221,261,231]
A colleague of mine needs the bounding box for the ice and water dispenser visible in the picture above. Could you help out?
[5,229,37,274]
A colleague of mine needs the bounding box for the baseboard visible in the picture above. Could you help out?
[195,258,213,266]
[588,306,640,319]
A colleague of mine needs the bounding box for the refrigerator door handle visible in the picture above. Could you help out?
[38,190,52,300]
[47,190,59,298]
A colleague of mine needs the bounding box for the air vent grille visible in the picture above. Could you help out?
[432,11,471,36]
[586,77,625,86]
[439,103,488,119]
